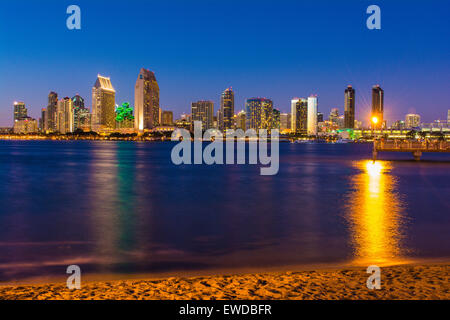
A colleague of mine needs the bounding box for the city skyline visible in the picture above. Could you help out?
[0,0,449,126]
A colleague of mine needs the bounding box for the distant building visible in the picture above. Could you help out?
[307,95,318,135]
[291,98,307,135]
[92,75,116,131]
[219,87,235,131]
[41,108,47,131]
[13,102,28,121]
[391,120,405,130]
[47,91,58,132]
[344,85,355,129]
[317,112,324,123]
[272,109,281,130]
[447,110,450,123]
[371,85,384,129]
[405,114,421,129]
[236,110,246,131]
[72,94,90,131]
[191,100,214,130]
[161,111,174,126]
[280,113,291,131]
[57,97,74,134]
[245,98,273,131]
[14,117,38,134]
[329,108,339,123]
[135,68,160,131]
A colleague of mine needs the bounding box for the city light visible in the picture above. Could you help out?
[372,116,379,125]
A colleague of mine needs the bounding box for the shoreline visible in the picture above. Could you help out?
[1,260,448,300]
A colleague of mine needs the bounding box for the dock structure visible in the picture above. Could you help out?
[373,140,450,161]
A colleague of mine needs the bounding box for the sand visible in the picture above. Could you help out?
[0,264,448,300]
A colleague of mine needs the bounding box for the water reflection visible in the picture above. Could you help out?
[347,160,408,266]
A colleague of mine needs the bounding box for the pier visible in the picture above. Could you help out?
[373,139,450,161]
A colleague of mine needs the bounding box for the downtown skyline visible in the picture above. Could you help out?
[1,0,449,126]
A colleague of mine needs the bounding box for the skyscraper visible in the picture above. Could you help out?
[56,97,74,134]
[280,113,291,131]
[291,98,308,135]
[135,68,160,131]
[245,98,273,131]
[92,75,116,131]
[161,111,174,126]
[191,101,214,130]
[47,92,58,132]
[272,109,281,129]
[307,95,318,135]
[72,94,90,131]
[405,114,421,129]
[344,85,355,129]
[371,85,384,129]
[236,110,246,131]
[219,87,235,131]
[13,102,27,121]
[41,108,47,131]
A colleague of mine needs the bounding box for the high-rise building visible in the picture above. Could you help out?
[344,85,355,129]
[371,85,384,129]
[272,109,280,129]
[219,87,235,131]
[191,101,214,130]
[135,68,160,131]
[405,114,421,129]
[13,102,27,121]
[161,111,174,126]
[291,98,308,135]
[329,108,339,123]
[14,117,38,134]
[47,92,58,132]
[317,112,324,123]
[72,94,90,131]
[307,95,318,135]
[280,113,291,131]
[236,110,246,131]
[92,75,116,131]
[41,108,47,131]
[56,97,74,134]
[245,98,273,131]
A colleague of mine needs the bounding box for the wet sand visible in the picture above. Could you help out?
[0,264,448,300]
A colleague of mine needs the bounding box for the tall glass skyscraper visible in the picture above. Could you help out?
[92,75,116,131]
[245,98,273,131]
[219,87,235,131]
[291,98,308,135]
[307,95,318,135]
[344,85,355,129]
[191,101,214,130]
[47,91,58,132]
[56,97,74,134]
[371,85,384,129]
[13,102,27,121]
[135,68,160,131]
[72,94,90,131]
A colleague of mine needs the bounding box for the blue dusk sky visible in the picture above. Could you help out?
[0,0,449,127]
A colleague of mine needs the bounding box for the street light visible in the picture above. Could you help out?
[371,116,379,125]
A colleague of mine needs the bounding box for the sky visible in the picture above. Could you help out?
[0,0,449,127]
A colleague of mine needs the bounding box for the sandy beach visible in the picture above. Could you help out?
[0,263,448,300]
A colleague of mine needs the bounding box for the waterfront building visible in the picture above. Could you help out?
[405,114,421,129]
[391,120,405,130]
[371,85,384,129]
[280,113,291,131]
[245,98,273,131]
[40,108,47,131]
[329,108,339,123]
[161,111,174,126]
[219,87,235,131]
[317,112,324,123]
[236,110,246,131]
[307,95,318,135]
[72,94,90,131]
[344,85,355,129]
[47,91,58,132]
[92,75,116,131]
[56,97,74,134]
[13,117,38,134]
[191,100,214,130]
[13,102,27,121]
[291,98,308,135]
[135,68,160,131]
[272,109,281,130]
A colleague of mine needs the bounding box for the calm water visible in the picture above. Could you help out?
[0,141,449,283]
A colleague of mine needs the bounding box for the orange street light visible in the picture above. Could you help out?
[371,116,379,125]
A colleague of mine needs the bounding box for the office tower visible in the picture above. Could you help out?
[280,113,291,131]
[56,97,74,134]
[392,120,405,130]
[14,118,38,134]
[219,87,235,131]
[161,111,174,126]
[245,98,273,131]
[47,91,58,132]
[272,109,281,129]
[329,108,339,123]
[13,102,28,121]
[135,68,160,131]
[72,94,90,131]
[236,110,246,131]
[92,75,115,131]
[191,100,214,130]
[307,95,318,135]
[317,112,324,123]
[41,108,47,131]
[344,85,355,128]
[291,98,308,134]
[371,85,384,129]
[405,114,421,129]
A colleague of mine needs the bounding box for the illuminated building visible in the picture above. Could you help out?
[391,120,405,130]
[307,95,318,135]
[161,111,174,126]
[405,114,421,129]
[371,85,384,129]
[92,75,116,131]
[280,113,291,131]
[57,97,74,134]
[236,110,246,131]
[135,68,160,131]
[40,108,47,131]
[191,100,214,130]
[72,94,90,131]
[329,108,339,124]
[47,91,58,132]
[344,85,355,129]
[448,110,450,123]
[14,117,38,134]
[219,87,235,131]
[13,101,27,121]
[245,98,273,131]
[317,112,324,123]
[291,98,307,134]
[272,108,280,129]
